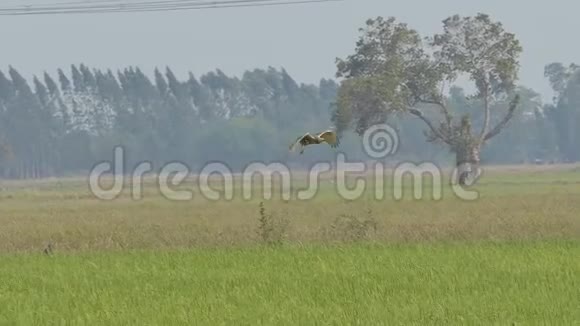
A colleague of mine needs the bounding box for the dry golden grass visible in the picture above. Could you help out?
[0,164,579,253]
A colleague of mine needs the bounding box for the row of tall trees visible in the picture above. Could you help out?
[0,65,345,178]
[0,59,577,180]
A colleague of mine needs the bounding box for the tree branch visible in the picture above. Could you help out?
[417,97,453,131]
[409,108,451,144]
[483,94,520,141]
[400,83,452,128]
[479,82,491,142]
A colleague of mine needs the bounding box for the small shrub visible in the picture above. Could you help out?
[257,202,287,245]
[328,209,378,243]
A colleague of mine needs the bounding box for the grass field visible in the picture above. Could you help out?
[0,164,579,324]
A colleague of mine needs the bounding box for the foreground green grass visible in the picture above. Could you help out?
[1,242,579,325]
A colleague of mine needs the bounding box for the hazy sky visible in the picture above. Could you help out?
[2,0,579,102]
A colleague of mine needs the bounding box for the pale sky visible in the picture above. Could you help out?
[2,0,579,102]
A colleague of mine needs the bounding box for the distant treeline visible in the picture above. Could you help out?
[0,64,577,179]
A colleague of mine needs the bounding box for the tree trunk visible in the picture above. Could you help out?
[455,143,481,186]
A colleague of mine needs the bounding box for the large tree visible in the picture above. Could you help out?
[333,13,523,185]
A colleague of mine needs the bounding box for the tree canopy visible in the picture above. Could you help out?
[333,13,525,184]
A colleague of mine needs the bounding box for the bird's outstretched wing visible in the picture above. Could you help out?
[289,133,316,153]
[317,130,339,148]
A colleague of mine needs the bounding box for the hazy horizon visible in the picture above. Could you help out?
[2,0,579,102]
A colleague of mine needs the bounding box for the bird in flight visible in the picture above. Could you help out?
[289,130,340,154]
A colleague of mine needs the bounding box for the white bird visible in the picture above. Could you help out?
[289,130,340,154]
